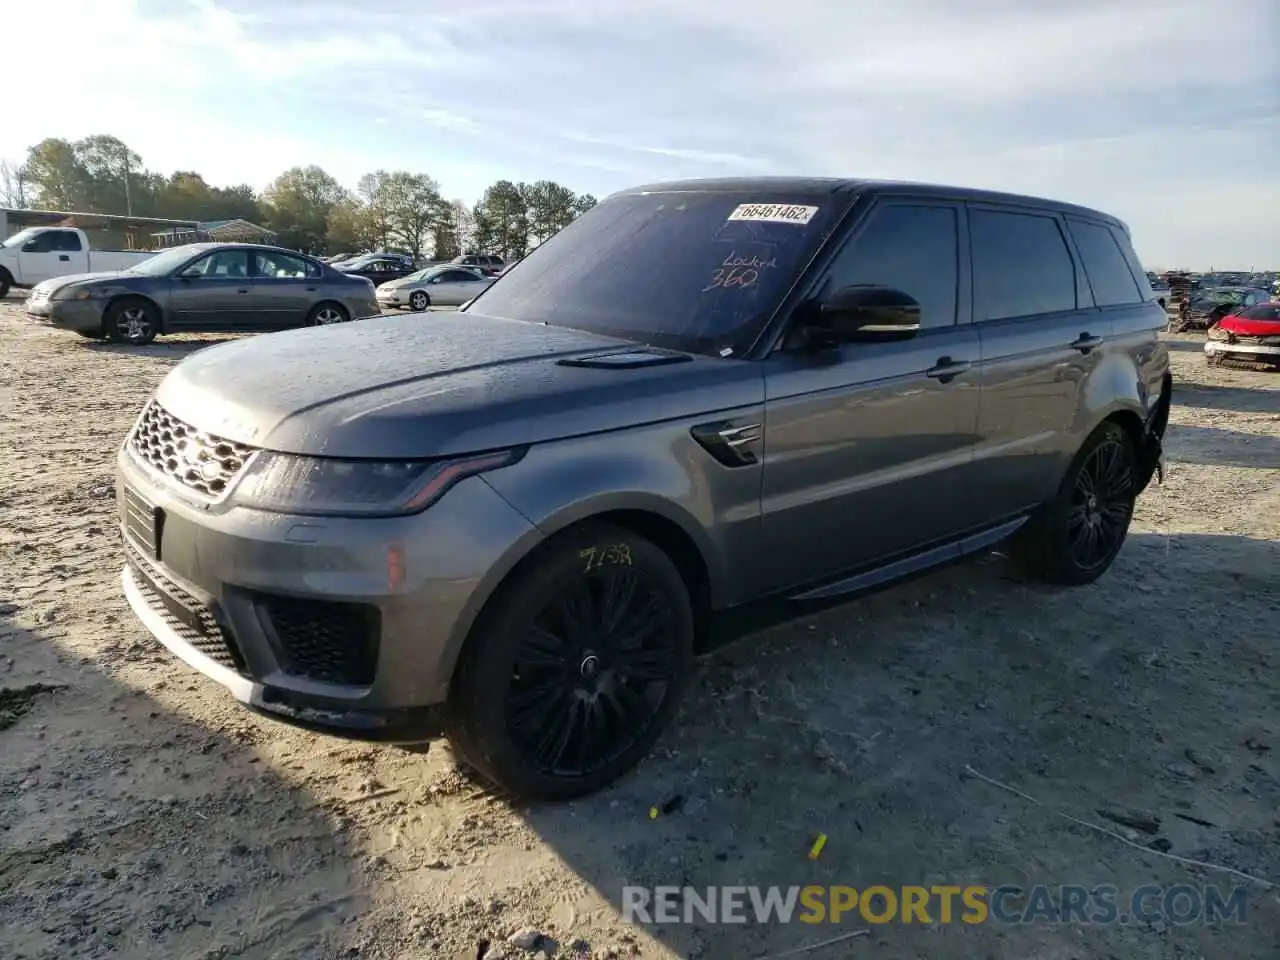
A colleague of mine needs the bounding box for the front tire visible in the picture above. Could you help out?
[445,523,694,801]
[1013,422,1137,586]
[105,298,159,345]
[409,291,430,312]
[307,302,349,326]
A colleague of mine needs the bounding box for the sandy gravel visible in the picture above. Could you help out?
[1,298,1277,960]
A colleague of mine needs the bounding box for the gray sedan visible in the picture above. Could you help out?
[23,243,381,346]
[376,265,494,311]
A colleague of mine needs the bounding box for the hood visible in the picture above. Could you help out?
[34,271,128,295]
[154,311,764,458]
[1219,313,1280,337]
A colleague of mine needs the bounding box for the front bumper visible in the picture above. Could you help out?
[375,291,405,308]
[25,295,106,333]
[115,443,539,741]
[1205,339,1280,359]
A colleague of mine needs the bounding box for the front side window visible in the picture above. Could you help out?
[821,203,959,330]
[185,249,249,278]
[971,210,1076,321]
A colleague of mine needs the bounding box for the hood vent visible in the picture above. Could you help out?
[556,349,692,370]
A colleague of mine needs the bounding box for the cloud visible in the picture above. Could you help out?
[0,0,1275,265]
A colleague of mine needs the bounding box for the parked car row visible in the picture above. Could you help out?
[24,243,381,345]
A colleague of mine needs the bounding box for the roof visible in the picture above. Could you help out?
[613,177,1125,228]
[0,207,200,227]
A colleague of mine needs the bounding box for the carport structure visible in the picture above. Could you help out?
[0,207,200,251]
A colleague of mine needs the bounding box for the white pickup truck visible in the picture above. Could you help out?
[0,226,156,297]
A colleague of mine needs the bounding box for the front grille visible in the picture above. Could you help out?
[124,538,249,676]
[27,288,49,305]
[129,401,257,498]
[258,595,380,686]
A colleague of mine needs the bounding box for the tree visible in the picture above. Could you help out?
[473,180,528,260]
[22,138,92,210]
[0,160,28,208]
[380,171,446,259]
[325,197,378,254]
[261,165,347,252]
[520,179,584,248]
[72,135,146,215]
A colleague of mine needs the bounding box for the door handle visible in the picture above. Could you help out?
[1070,333,1104,354]
[305,286,317,292]
[58,254,70,261]
[925,356,972,382]
[236,287,250,294]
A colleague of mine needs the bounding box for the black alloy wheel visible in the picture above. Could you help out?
[444,523,694,801]
[1065,433,1134,573]
[506,562,679,778]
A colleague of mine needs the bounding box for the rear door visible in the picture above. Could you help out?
[967,206,1102,518]
[249,250,322,328]
[757,200,985,593]
[18,229,87,283]
[168,248,254,330]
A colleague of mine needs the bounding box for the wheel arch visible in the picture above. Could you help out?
[105,292,165,333]
[434,496,719,699]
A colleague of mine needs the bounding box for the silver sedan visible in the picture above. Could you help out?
[376,265,494,311]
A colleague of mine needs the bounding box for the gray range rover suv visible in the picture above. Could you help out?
[116,178,1172,800]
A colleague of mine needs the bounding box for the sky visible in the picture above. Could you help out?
[3,0,1277,269]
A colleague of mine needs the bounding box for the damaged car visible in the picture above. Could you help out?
[1205,302,1280,367]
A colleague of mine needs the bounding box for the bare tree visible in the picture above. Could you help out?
[0,159,29,208]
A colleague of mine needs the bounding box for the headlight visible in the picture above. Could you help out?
[53,286,107,301]
[231,448,526,517]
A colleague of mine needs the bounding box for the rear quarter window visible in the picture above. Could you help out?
[1067,219,1143,306]
[970,209,1076,321]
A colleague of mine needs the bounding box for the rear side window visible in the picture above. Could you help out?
[823,204,959,329]
[1109,225,1157,301]
[1067,219,1142,306]
[970,210,1076,321]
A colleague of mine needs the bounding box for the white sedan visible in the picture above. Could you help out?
[376,265,494,311]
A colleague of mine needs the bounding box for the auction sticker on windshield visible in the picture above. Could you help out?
[726,203,819,226]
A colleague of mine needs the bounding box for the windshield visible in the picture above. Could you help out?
[0,228,40,249]
[124,247,205,277]
[470,190,846,356]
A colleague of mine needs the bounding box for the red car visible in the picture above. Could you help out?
[1204,302,1280,367]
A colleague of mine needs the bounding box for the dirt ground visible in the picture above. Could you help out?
[1,298,1277,960]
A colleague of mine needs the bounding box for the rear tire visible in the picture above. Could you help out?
[1012,422,1137,586]
[0,273,10,299]
[445,523,694,801]
[307,302,349,326]
[105,298,159,345]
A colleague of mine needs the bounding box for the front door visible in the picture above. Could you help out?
[167,248,254,330]
[757,201,984,594]
[18,229,87,284]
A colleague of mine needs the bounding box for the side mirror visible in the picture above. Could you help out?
[815,285,921,341]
